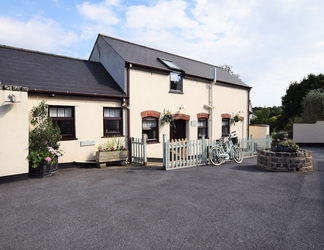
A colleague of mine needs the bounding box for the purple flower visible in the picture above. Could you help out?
[44,140,48,145]
[45,157,52,163]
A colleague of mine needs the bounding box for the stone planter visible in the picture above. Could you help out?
[29,158,58,178]
[96,151,128,168]
[257,148,313,172]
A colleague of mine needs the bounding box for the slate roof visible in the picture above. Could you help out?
[98,34,251,89]
[0,45,126,98]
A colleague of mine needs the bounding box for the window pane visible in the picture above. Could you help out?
[143,119,157,129]
[144,130,157,140]
[222,118,229,135]
[170,72,182,91]
[198,119,206,126]
[56,120,72,135]
[104,120,120,133]
[159,58,182,70]
[142,118,158,141]
[104,108,120,118]
[198,128,207,137]
[222,119,228,126]
[57,108,65,117]
[49,107,57,117]
[65,108,72,117]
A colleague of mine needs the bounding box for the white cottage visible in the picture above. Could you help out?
[89,34,252,158]
[0,34,252,181]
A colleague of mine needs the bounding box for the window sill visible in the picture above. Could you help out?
[101,134,124,138]
[169,90,183,94]
[146,141,160,144]
[60,137,78,141]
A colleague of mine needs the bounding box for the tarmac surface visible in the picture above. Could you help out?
[1,147,323,250]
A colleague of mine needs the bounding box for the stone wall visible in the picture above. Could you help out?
[257,148,313,172]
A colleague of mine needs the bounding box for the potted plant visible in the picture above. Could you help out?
[161,109,176,129]
[271,131,288,141]
[287,140,299,152]
[277,141,289,152]
[230,114,243,125]
[96,137,128,168]
[271,131,289,152]
[27,100,62,177]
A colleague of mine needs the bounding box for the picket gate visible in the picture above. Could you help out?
[130,134,147,165]
[163,135,210,170]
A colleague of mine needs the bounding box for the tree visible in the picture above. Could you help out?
[251,106,283,133]
[218,64,240,79]
[281,74,324,120]
[251,107,270,124]
[301,89,324,122]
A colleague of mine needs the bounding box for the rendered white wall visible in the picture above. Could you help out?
[129,69,249,158]
[28,96,126,163]
[0,90,28,177]
[249,124,270,139]
[293,121,324,143]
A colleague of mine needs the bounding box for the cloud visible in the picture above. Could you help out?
[0,16,79,56]
[1,0,323,107]
[76,0,121,25]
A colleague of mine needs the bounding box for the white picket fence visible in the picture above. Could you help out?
[130,134,272,170]
[163,134,272,170]
[239,135,272,157]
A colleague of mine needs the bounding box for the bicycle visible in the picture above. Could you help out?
[209,131,243,166]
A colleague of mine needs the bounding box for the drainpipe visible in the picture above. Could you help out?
[210,68,217,140]
[126,64,131,156]
[247,88,251,138]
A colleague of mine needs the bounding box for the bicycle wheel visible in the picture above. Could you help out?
[209,146,225,166]
[232,146,243,164]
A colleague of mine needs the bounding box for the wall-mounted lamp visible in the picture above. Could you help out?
[204,104,214,109]
[121,100,129,109]
[179,105,184,110]
[6,94,20,103]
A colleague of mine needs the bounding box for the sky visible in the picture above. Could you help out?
[1,0,324,107]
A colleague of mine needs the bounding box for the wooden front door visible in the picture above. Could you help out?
[170,119,186,140]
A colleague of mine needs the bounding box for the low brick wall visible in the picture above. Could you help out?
[257,148,313,172]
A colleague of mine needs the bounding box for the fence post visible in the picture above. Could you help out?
[142,134,147,166]
[250,134,254,156]
[266,134,271,149]
[201,136,206,165]
[163,134,167,170]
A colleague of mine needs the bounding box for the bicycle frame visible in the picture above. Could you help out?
[216,137,235,160]
[209,131,243,166]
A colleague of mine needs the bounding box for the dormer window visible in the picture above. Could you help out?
[157,57,184,93]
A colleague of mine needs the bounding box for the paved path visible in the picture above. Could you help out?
[1,147,323,250]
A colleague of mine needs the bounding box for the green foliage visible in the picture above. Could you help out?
[281,74,324,122]
[251,106,283,133]
[161,109,176,128]
[271,131,288,141]
[28,100,62,168]
[98,137,126,152]
[230,114,243,125]
[301,89,324,122]
[251,107,270,124]
[218,64,241,80]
